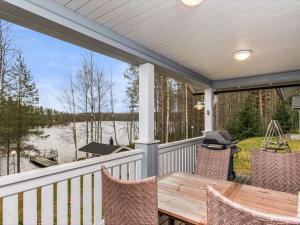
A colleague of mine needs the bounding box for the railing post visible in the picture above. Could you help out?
[204,88,214,131]
[135,63,159,178]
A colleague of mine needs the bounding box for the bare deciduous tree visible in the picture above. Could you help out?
[109,70,118,146]
[96,69,108,143]
[0,21,14,94]
[62,74,78,160]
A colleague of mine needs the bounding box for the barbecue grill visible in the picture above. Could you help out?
[202,130,239,179]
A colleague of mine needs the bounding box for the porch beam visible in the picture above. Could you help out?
[212,70,300,91]
[0,0,211,88]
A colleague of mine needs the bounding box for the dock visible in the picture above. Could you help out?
[30,156,58,167]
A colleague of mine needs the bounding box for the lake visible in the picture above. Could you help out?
[0,121,136,176]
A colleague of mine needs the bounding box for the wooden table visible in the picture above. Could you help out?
[158,173,298,225]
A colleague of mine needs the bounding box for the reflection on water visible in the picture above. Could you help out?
[0,121,133,176]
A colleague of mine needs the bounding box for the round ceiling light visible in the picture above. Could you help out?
[233,50,253,61]
[181,0,204,7]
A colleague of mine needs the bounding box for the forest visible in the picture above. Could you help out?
[1,19,299,175]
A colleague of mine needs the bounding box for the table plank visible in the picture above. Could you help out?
[158,173,298,225]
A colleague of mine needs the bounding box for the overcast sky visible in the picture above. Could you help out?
[8,21,129,112]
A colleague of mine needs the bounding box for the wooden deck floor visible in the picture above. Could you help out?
[160,215,184,225]
[233,174,251,185]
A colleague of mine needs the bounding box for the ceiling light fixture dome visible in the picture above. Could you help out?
[181,0,204,7]
[233,50,253,61]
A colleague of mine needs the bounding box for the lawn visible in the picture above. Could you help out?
[234,137,300,175]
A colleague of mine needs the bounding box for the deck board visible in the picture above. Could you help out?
[233,174,251,185]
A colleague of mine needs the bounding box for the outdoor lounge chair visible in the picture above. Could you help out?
[251,150,300,194]
[101,165,158,225]
[207,185,300,225]
[195,146,231,180]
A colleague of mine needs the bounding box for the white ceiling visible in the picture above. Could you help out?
[54,0,300,81]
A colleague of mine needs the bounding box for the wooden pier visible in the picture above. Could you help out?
[30,156,58,167]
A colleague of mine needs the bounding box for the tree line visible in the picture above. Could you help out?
[219,89,300,140]
[34,107,139,126]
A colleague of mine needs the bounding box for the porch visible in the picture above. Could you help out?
[0,0,299,225]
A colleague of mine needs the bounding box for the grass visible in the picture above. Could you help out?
[234,137,300,175]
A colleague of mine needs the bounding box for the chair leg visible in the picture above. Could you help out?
[168,218,175,225]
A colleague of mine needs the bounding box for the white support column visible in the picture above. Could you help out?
[135,63,159,178]
[138,63,155,143]
[204,88,214,131]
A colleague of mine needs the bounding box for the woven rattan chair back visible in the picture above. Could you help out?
[207,186,300,225]
[195,146,230,180]
[251,150,300,194]
[101,165,158,225]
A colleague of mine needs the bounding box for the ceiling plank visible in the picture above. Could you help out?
[95,0,146,25]
[86,0,130,21]
[0,0,211,88]
[76,0,111,16]
[65,0,90,11]
[104,1,164,28]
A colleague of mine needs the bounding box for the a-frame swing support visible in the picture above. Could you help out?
[261,120,291,153]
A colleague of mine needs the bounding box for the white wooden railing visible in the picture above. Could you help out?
[0,149,143,225]
[158,137,204,176]
[0,137,204,225]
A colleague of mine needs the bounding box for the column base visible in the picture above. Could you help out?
[135,140,160,178]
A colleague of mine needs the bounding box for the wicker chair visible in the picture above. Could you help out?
[251,150,300,194]
[207,185,300,225]
[195,146,231,180]
[101,166,158,225]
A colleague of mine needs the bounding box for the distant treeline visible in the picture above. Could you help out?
[35,107,139,126]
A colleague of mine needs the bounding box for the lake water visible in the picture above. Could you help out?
[0,121,135,176]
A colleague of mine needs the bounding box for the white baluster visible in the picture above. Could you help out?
[3,194,18,225]
[23,189,37,225]
[94,171,102,225]
[83,174,92,225]
[42,184,54,225]
[71,177,80,225]
[57,180,68,225]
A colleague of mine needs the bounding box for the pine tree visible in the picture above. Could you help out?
[273,101,292,133]
[123,65,138,145]
[0,96,18,174]
[9,52,40,172]
[226,97,261,139]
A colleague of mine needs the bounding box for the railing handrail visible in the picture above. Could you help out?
[158,136,203,154]
[0,149,143,197]
[158,136,204,149]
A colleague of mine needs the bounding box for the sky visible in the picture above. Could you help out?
[7,21,129,112]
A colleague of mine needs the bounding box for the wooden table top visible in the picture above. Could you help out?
[158,173,298,225]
